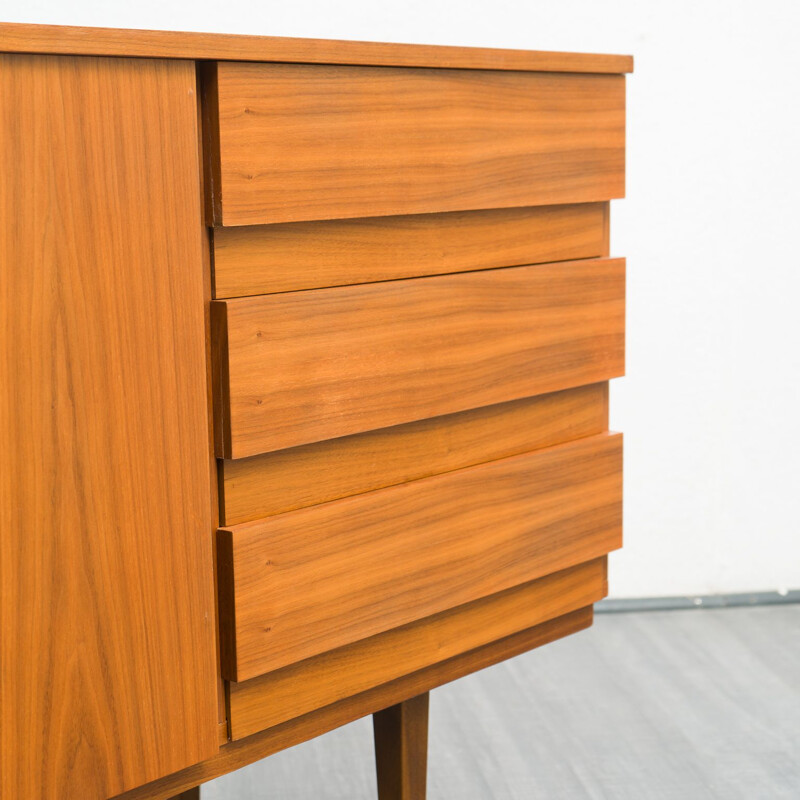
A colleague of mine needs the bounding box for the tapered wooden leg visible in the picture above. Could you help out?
[167,788,199,800]
[373,692,429,800]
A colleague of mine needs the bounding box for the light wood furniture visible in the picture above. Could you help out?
[0,21,631,800]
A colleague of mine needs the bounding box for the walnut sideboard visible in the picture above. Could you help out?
[0,22,631,800]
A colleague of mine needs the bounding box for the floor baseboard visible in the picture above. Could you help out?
[596,588,800,613]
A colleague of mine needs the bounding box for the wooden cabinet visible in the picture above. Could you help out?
[0,21,631,800]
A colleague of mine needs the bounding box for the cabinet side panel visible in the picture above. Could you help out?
[0,54,218,798]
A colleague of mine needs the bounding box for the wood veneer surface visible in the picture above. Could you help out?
[209,64,625,225]
[0,21,633,73]
[212,203,607,297]
[111,609,594,800]
[0,54,218,799]
[218,433,622,679]
[227,559,607,737]
[212,259,625,458]
[220,383,609,525]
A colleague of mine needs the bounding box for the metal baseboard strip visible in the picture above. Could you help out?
[596,589,800,613]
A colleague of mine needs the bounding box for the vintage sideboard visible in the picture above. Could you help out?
[0,22,631,800]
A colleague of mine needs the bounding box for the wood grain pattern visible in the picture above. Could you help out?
[227,559,607,737]
[111,609,593,800]
[218,433,621,680]
[212,258,625,458]
[212,203,607,297]
[0,55,218,799]
[0,22,633,73]
[221,383,608,525]
[209,64,625,226]
[373,693,430,800]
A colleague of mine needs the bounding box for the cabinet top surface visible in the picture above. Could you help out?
[0,21,633,73]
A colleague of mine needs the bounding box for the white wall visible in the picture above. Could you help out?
[6,1,799,598]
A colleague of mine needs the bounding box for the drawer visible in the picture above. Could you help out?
[217,432,622,681]
[226,558,608,738]
[203,63,625,226]
[212,202,607,297]
[211,258,625,459]
[220,383,609,525]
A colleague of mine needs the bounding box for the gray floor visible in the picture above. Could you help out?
[204,605,800,799]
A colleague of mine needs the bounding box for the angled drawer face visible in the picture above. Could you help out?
[227,558,608,738]
[220,383,609,525]
[217,432,622,681]
[205,63,625,226]
[230,607,596,743]
[212,202,607,297]
[211,258,624,459]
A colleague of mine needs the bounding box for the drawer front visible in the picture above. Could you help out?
[211,258,625,459]
[205,63,625,226]
[227,558,607,738]
[217,432,622,681]
[212,202,607,297]
[221,383,608,525]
